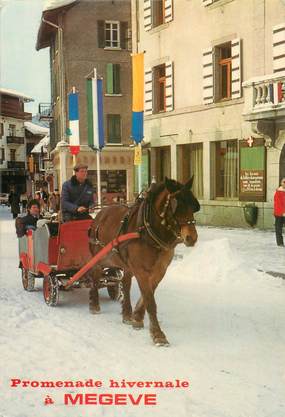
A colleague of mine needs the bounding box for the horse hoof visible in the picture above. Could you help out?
[153,336,170,347]
[132,320,144,330]
[89,305,100,314]
[122,317,133,325]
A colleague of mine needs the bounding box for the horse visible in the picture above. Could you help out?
[88,176,200,346]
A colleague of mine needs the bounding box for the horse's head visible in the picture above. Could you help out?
[151,176,200,247]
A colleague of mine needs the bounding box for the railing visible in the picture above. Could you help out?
[6,136,24,145]
[7,161,26,169]
[243,73,285,119]
[39,103,53,121]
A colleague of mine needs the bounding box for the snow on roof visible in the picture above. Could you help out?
[0,88,34,102]
[43,0,77,12]
[25,121,49,136]
[31,135,50,154]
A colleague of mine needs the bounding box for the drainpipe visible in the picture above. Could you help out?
[42,17,68,184]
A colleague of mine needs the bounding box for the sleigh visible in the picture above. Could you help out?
[18,219,139,306]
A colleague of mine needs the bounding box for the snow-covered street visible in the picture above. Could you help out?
[0,205,285,417]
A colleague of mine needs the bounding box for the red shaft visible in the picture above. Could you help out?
[64,232,140,288]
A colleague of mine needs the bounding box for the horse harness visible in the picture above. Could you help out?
[89,189,196,253]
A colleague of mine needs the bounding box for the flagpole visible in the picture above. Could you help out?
[93,68,102,207]
[96,150,101,206]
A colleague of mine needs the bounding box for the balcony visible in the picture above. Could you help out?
[6,136,24,145]
[7,161,26,170]
[39,103,53,121]
[243,73,285,121]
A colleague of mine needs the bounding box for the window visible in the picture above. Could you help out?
[153,64,166,113]
[98,21,128,49]
[215,42,232,101]
[214,140,238,198]
[152,0,165,28]
[106,64,121,94]
[107,115,121,143]
[105,21,120,48]
[155,146,171,182]
[0,148,4,163]
[144,0,173,31]
[9,124,16,136]
[0,123,3,137]
[177,143,203,198]
[10,149,16,161]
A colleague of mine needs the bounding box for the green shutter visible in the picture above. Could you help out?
[98,20,105,48]
[113,64,121,94]
[106,63,113,94]
[108,115,121,143]
[120,22,128,49]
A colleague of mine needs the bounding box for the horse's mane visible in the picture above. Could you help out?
[147,180,200,213]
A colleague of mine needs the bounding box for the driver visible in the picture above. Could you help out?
[61,163,95,222]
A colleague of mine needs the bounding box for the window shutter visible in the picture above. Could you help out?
[231,38,241,99]
[145,67,153,115]
[202,0,213,6]
[273,23,285,74]
[144,0,152,31]
[120,22,128,49]
[202,47,214,104]
[164,0,173,23]
[98,20,105,48]
[113,64,121,94]
[165,61,174,112]
[106,63,113,94]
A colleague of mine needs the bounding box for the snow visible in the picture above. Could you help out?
[0,205,285,417]
[31,135,50,154]
[25,122,49,136]
[0,87,34,102]
[43,0,77,12]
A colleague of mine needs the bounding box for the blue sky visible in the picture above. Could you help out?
[1,0,50,115]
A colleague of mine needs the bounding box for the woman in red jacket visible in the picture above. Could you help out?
[274,178,285,246]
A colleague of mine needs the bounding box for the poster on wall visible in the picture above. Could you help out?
[239,138,266,201]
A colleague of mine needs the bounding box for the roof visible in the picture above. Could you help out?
[36,0,78,50]
[25,121,49,136]
[0,88,34,102]
[31,135,50,153]
[43,0,77,12]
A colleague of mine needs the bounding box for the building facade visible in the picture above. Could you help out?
[36,0,134,201]
[0,88,33,194]
[134,0,285,228]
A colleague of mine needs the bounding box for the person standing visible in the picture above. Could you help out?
[8,189,20,219]
[273,178,285,246]
[61,163,95,222]
[20,192,28,213]
[49,189,60,213]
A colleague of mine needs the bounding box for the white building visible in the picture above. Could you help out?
[133,0,285,228]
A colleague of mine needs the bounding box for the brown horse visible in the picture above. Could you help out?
[88,177,200,346]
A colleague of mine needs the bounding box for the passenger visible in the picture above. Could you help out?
[15,200,42,237]
[61,163,95,222]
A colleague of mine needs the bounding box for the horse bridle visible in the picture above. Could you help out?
[156,192,196,240]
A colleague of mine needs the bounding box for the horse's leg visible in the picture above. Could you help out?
[132,296,145,329]
[121,271,133,324]
[89,266,102,314]
[136,275,169,346]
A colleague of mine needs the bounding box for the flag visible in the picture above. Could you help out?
[68,91,80,155]
[86,72,105,150]
[131,53,144,144]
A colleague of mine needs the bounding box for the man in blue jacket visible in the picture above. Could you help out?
[61,163,95,222]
